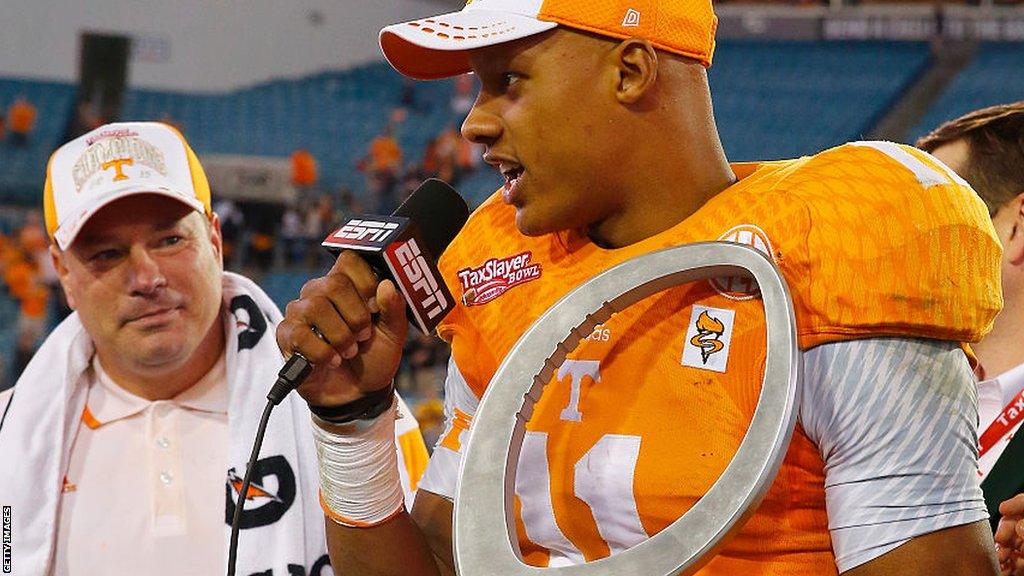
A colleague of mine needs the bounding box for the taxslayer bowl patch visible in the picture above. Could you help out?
[457,251,542,306]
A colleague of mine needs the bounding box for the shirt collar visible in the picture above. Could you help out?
[992,361,1024,407]
[172,354,227,414]
[83,354,228,428]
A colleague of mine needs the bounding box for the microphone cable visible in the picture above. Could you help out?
[226,353,313,576]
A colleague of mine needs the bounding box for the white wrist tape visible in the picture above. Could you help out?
[312,399,404,528]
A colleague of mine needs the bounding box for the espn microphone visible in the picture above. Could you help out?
[321,178,470,334]
[267,179,468,405]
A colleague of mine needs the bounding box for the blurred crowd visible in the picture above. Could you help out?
[0,210,67,384]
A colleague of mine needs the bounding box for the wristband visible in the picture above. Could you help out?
[308,381,395,424]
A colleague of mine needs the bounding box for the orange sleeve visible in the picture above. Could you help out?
[778,143,1003,347]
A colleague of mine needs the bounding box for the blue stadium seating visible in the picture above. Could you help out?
[711,41,931,161]
[261,270,318,312]
[909,42,1024,143]
[121,65,465,198]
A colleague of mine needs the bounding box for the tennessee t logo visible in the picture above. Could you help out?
[101,157,134,182]
[558,359,601,422]
[690,311,725,364]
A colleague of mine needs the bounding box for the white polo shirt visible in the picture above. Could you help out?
[978,361,1024,479]
[54,356,228,575]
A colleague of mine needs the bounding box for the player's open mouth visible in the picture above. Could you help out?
[502,166,524,188]
[501,165,524,204]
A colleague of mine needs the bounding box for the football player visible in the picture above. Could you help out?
[277,1,1003,574]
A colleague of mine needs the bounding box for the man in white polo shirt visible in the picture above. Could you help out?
[918,101,1024,575]
[0,122,429,575]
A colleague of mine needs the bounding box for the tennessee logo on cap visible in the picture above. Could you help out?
[71,131,169,192]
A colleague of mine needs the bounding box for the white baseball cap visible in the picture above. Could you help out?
[44,122,212,250]
[379,0,718,80]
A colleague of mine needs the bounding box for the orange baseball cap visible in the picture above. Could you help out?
[380,0,717,80]
[44,122,212,250]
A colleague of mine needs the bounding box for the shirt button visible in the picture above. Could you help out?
[159,471,173,485]
[156,437,170,449]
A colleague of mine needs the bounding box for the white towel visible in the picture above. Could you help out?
[0,271,422,575]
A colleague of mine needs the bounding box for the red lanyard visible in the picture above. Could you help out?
[979,387,1024,458]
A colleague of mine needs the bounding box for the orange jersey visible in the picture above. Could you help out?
[434,142,1002,574]
[369,135,403,171]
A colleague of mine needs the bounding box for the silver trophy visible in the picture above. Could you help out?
[454,242,801,575]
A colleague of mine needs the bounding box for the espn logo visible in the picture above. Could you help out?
[392,238,448,323]
[334,219,400,243]
[323,216,407,252]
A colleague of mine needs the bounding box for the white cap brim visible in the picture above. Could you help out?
[54,184,206,251]
[380,9,557,80]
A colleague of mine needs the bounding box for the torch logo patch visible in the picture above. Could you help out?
[682,305,735,373]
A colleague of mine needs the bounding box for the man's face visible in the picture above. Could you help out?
[462,29,624,237]
[54,194,224,379]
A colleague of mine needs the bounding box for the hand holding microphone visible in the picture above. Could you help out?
[274,179,469,410]
[233,181,466,575]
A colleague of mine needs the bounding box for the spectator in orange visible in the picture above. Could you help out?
[17,210,65,327]
[291,148,318,192]
[3,244,48,378]
[8,96,37,147]
[367,125,402,177]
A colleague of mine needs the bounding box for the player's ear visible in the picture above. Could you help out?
[1007,191,1024,267]
[612,38,658,105]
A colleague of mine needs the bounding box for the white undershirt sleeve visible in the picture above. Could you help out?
[800,338,988,573]
[416,356,479,500]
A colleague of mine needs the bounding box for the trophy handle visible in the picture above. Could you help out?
[454,241,802,576]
